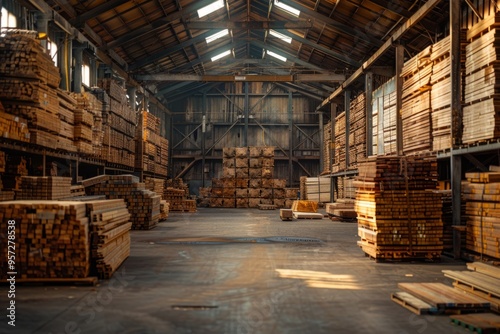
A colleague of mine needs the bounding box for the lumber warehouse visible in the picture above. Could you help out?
[1,0,500,332]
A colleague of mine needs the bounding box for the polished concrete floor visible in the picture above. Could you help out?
[2,208,473,334]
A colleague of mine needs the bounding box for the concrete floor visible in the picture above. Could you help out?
[2,208,473,334]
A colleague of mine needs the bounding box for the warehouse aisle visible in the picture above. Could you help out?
[5,208,471,334]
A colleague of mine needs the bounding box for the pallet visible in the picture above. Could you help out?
[280,208,293,221]
[450,313,500,334]
[391,291,439,315]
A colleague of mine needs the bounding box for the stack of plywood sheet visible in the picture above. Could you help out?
[0,31,62,149]
[323,121,332,175]
[86,199,131,279]
[136,111,168,176]
[462,167,500,260]
[97,79,135,168]
[463,14,500,144]
[349,93,366,168]
[0,200,90,279]
[355,155,443,260]
[332,112,346,173]
[85,175,160,229]
[401,45,433,155]
[17,176,72,200]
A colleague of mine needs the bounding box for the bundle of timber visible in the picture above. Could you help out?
[56,90,77,152]
[85,175,160,230]
[17,176,72,200]
[164,178,196,212]
[322,121,332,175]
[349,93,366,168]
[145,177,165,198]
[210,146,288,208]
[0,201,90,279]
[462,167,500,260]
[96,79,135,168]
[332,112,346,173]
[335,176,356,200]
[355,155,443,260]
[300,176,331,202]
[463,14,500,144]
[0,110,30,142]
[160,200,170,220]
[326,199,357,220]
[85,199,131,279]
[71,92,104,156]
[136,111,168,176]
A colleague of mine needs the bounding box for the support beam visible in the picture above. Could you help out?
[288,91,293,187]
[187,20,313,30]
[319,112,324,173]
[395,44,404,155]
[365,72,373,157]
[136,73,345,82]
[344,90,351,168]
[71,0,131,27]
[243,82,249,147]
[450,0,462,260]
[316,0,442,111]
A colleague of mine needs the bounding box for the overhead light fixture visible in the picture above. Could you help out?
[211,49,231,62]
[206,29,229,44]
[267,50,287,62]
[198,0,224,18]
[274,0,300,17]
[269,29,292,43]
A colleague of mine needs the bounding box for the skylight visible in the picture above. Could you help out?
[211,49,231,62]
[274,0,300,17]
[206,29,229,44]
[267,50,287,62]
[198,0,224,18]
[269,29,292,43]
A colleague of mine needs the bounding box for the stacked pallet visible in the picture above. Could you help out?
[17,176,72,200]
[332,111,346,173]
[0,31,61,149]
[463,14,500,144]
[0,201,90,279]
[462,168,500,260]
[85,175,160,230]
[136,111,168,176]
[209,146,287,208]
[322,121,332,174]
[97,79,135,168]
[56,90,77,152]
[349,93,366,168]
[73,92,105,156]
[401,46,433,154]
[355,155,443,260]
[86,199,131,279]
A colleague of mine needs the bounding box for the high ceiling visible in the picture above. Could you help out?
[43,0,449,104]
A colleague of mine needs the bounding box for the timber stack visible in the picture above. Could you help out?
[0,201,90,279]
[322,121,332,175]
[354,155,443,260]
[463,14,500,144]
[462,167,500,260]
[164,178,196,212]
[332,112,346,173]
[72,92,105,157]
[17,176,72,200]
[84,174,160,229]
[349,93,366,168]
[56,90,77,152]
[136,111,168,176]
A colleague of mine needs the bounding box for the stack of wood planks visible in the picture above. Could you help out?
[209,146,289,208]
[17,176,72,200]
[56,90,77,152]
[0,31,62,149]
[136,111,168,176]
[84,175,160,229]
[332,112,346,173]
[97,79,135,168]
[164,178,196,212]
[72,91,105,156]
[462,167,500,260]
[145,177,165,198]
[160,200,170,220]
[0,109,30,143]
[401,45,433,155]
[335,176,356,200]
[349,93,366,168]
[284,188,299,208]
[372,77,397,155]
[300,176,331,202]
[85,199,132,279]
[0,200,90,279]
[355,155,443,260]
[325,199,357,220]
[463,14,500,144]
[322,121,332,175]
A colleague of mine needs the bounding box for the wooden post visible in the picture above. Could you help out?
[243,82,249,147]
[288,90,293,186]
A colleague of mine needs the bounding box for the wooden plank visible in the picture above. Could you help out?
[450,313,500,333]
[391,291,439,315]
[293,212,323,219]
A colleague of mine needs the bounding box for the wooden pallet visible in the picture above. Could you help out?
[450,313,500,334]
[391,291,439,315]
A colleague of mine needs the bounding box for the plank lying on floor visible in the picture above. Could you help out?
[391,291,439,315]
[398,282,491,310]
[450,313,500,333]
[467,262,500,279]
[292,212,323,219]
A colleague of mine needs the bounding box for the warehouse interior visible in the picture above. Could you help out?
[1,0,500,333]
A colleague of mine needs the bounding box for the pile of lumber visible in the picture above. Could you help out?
[209,146,289,208]
[17,176,72,200]
[145,177,165,198]
[56,90,77,152]
[164,178,196,212]
[332,112,346,173]
[372,77,397,155]
[326,199,357,220]
[335,176,356,200]
[291,200,323,219]
[96,79,135,168]
[0,200,90,279]
[84,175,160,229]
[86,199,131,279]
[0,31,62,149]
[160,200,169,220]
[300,176,331,202]
[0,110,30,143]
[72,91,105,156]
[401,45,433,154]
[349,93,366,168]
[322,121,332,175]
[462,167,500,260]
[136,111,168,176]
[355,155,443,260]
[463,14,500,144]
